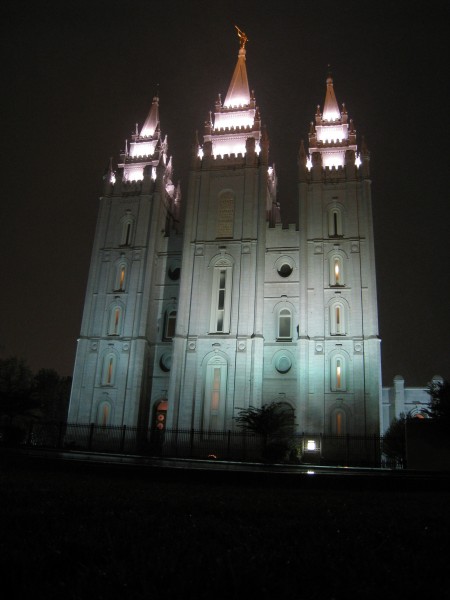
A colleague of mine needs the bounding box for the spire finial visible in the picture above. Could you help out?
[234,25,248,48]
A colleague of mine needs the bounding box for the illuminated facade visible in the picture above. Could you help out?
[69,36,382,435]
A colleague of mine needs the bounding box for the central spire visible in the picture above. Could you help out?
[223,26,250,108]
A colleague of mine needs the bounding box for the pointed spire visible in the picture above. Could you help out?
[224,27,250,108]
[140,94,159,137]
[322,72,341,121]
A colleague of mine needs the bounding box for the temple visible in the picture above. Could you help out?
[69,32,418,438]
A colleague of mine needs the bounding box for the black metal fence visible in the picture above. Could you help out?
[0,419,404,468]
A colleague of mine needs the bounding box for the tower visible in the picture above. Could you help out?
[297,75,381,434]
[68,96,182,428]
[166,30,279,431]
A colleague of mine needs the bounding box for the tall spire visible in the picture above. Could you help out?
[223,26,250,107]
[140,94,159,137]
[322,73,341,122]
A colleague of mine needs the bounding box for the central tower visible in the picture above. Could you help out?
[166,30,278,430]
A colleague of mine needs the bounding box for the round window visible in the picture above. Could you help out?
[275,355,292,374]
[168,265,180,281]
[159,353,172,372]
[277,263,292,278]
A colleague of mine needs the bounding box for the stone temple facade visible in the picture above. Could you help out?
[68,35,386,436]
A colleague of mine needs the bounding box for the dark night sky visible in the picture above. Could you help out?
[2,0,449,386]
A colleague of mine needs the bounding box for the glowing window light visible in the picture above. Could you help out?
[214,110,254,130]
[223,97,250,109]
[336,361,342,388]
[152,167,157,180]
[198,147,204,158]
[119,266,125,290]
[129,141,157,157]
[124,167,144,182]
[306,156,312,171]
[334,260,340,283]
[355,154,362,168]
[306,440,316,451]
[213,141,247,157]
[316,125,347,143]
[321,152,345,169]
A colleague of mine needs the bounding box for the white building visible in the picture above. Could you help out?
[68,34,429,436]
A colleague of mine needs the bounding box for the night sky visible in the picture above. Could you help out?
[2,0,449,386]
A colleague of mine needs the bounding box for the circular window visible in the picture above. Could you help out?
[275,354,292,374]
[277,263,293,278]
[168,265,180,281]
[159,353,172,372]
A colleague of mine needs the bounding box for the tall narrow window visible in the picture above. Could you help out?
[331,355,346,391]
[330,302,346,336]
[330,255,344,286]
[278,308,292,340]
[119,266,126,290]
[328,208,343,237]
[102,353,117,386]
[120,217,134,246]
[217,270,226,331]
[204,356,228,430]
[210,263,232,334]
[164,310,177,340]
[331,408,347,435]
[108,305,123,336]
[97,401,111,426]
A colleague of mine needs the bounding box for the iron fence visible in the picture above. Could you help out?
[0,419,404,468]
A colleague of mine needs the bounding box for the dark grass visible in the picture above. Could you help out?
[1,455,449,599]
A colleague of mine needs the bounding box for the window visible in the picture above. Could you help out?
[102,353,117,386]
[120,215,134,246]
[330,255,344,286]
[204,356,228,430]
[330,302,346,336]
[331,356,346,391]
[331,407,347,435]
[328,208,343,237]
[108,304,123,336]
[97,401,111,426]
[115,263,127,291]
[210,264,232,333]
[278,308,292,340]
[164,310,177,340]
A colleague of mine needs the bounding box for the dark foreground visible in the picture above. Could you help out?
[1,452,449,599]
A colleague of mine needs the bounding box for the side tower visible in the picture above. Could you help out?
[166,31,278,430]
[298,75,381,434]
[68,96,182,428]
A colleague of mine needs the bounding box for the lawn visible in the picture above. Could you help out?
[1,454,449,599]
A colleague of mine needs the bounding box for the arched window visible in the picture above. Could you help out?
[277,308,292,341]
[328,208,343,237]
[210,262,232,334]
[102,353,117,386]
[120,215,134,246]
[97,401,111,426]
[331,355,346,391]
[331,407,347,435]
[163,309,177,340]
[330,302,346,336]
[115,264,126,291]
[108,304,123,336]
[204,355,228,430]
[330,255,344,286]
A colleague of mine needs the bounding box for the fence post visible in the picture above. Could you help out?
[120,425,127,453]
[88,423,95,451]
